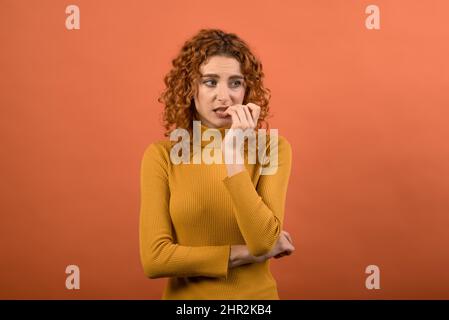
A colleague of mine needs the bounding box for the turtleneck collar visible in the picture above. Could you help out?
[195,122,228,148]
[187,114,260,151]
[191,121,260,152]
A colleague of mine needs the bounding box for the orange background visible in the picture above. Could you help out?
[1,0,449,299]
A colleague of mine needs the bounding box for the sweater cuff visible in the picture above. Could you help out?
[188,244,231,279]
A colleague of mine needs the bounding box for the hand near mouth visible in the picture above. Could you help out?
[221,103,261,176]
[222,103,260,130]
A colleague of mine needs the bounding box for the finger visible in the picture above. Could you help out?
[280,231,291,244]
[246,103,261,125]
[282,240,294,251]
[243,105,255,128]
[225,106,243,124]
[235,106,249,128]
[284,232,293,245]
[281,230,292,244]
[224,109,241,128]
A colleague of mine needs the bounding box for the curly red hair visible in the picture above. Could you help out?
[158,28,272,138]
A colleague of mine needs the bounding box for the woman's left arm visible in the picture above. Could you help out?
[222,135,292,257]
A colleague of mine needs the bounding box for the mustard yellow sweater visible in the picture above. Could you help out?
[139,123,292,299]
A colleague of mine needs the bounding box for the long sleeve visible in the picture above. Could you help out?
[139,143,231,279]
[222,135,292,257]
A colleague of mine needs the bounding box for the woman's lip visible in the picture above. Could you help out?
[214,106,229,111]
[215,109,231,118]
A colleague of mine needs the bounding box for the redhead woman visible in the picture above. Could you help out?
[139,28,294,300]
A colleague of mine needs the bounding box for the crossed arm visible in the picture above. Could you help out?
[139,137,292,279]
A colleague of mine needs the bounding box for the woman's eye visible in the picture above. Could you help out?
[204,80,216,86]
[203,80,243,88]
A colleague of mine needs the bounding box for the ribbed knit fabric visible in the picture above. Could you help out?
[139,122,292,299]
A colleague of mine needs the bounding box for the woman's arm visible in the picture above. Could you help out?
[222,135,293,257]
[140,143,232,279]
[229,230,295,268]
[229,245,264,268]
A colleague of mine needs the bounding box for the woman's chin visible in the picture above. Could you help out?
[208,115,231,127]
[217,119,232,128]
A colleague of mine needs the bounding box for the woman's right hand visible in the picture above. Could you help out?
[267,230,295,259]
[230,230,295,268]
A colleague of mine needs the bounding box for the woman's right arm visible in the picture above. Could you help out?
[229,230,295,268]
[140,143,232,279]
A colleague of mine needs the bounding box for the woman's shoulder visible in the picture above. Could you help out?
[277,134,291,148]
[141,139,173,163]
[258,131,292,153]
[145,139,172,151]
[278,135,292,162]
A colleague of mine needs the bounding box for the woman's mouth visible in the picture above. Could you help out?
[214,106,231,119]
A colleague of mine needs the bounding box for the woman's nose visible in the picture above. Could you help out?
[216,84,231,102]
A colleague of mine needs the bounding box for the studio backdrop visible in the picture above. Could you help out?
[1,0,448,299]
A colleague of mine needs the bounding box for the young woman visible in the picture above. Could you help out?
[139,29,294,299]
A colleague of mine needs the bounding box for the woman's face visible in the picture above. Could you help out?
[193,55,246,128]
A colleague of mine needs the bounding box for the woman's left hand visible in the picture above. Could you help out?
[224,103,261,131]
[221,103,261,156]
[221,103,260,176]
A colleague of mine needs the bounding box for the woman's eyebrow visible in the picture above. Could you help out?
[201,73,244,80]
